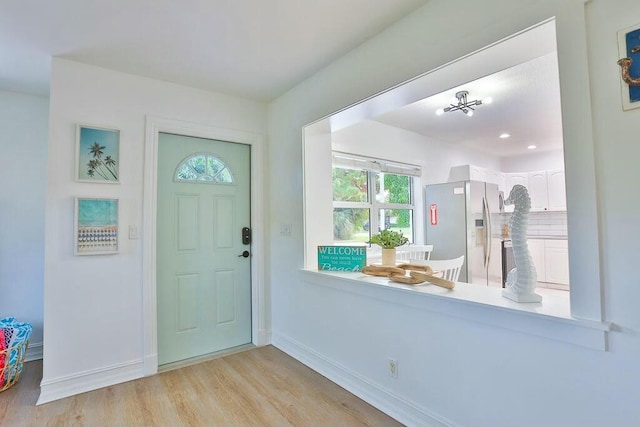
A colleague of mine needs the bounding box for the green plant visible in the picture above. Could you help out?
[368,229,409,249]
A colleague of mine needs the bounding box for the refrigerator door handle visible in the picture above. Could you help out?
[486,195,493,267]
[482,197,489,269]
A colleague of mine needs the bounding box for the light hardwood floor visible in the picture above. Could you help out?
[0,345,403,427]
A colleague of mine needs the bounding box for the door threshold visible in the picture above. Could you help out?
[158,343,255,373]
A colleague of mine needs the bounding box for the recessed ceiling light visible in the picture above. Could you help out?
[436,108,444,116]
[499,133,510,139]
[528,145,537,150]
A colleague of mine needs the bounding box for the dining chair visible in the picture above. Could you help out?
[396,244,434,261]
[421,255,465,282]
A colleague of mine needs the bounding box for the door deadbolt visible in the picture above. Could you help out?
[242,227,252,245]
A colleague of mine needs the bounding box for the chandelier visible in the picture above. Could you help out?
[436,91,492,117]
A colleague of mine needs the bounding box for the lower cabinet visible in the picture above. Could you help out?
[528,239,546,282]
[526,238,570,286]
[544,239,570,285]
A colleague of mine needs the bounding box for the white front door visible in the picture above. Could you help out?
[156,132,252,365]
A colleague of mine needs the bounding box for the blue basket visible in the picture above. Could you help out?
[0,317,32,392]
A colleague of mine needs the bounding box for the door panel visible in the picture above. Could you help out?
[214,196,235,249]
[176,274,199,332]
[157,133,251,366]
[176,194,199,251]
[215,270,236,324]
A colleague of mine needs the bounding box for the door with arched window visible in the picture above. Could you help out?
[156,133,251,365]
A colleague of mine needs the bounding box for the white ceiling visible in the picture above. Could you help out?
[313,19,564,159]
[372,52,564,158]
[0,0,428,100]
[2,2,564,158]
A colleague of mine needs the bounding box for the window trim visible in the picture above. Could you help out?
[332,158,418,243]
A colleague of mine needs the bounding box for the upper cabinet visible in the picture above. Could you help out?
[547,169,567,211]
[506,173,528,193]
[528,171,549,211]
[449,164,499,185]
[505,169,566,211]
[504,173,527,212]
[450,165,566,211]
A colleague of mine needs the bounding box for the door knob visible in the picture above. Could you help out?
[238,251,250,258]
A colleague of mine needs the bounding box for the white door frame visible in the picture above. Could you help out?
[142,116,268,375]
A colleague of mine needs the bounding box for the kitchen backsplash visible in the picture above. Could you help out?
[493,211,568,238]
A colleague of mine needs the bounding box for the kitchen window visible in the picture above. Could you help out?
[331,152,419,244]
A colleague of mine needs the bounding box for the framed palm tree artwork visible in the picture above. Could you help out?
[76,124,120,183]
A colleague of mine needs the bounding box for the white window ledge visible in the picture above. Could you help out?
[301,269,610,351]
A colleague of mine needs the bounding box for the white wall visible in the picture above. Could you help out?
[501,149,565,172]
[269,1,639,426]
[0,90,48,354]
[332,120,501,186]
[40,58,267,402]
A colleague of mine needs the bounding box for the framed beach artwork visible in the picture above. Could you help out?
[76,124,120,183]
[74,197,119,255]
[617,22,640,110]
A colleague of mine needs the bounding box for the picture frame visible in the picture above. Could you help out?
[74,197,119,255]
[617,22,640,111]
[76,124,120,183]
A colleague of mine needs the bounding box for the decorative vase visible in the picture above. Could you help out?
[381,248,396,266]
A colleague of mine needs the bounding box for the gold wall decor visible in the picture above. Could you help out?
[617,22,640,110]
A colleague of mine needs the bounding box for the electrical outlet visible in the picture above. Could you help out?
[280,223,292,236]
[388,358,398,379]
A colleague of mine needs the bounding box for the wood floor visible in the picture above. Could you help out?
[0,345,403,427]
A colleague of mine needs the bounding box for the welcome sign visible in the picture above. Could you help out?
[317,246,367,272]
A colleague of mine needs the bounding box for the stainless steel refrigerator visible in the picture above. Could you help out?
[425,181,501,286]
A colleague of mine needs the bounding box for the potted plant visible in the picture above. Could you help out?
[368,229,409,266]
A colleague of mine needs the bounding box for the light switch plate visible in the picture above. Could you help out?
[129,225,139,239]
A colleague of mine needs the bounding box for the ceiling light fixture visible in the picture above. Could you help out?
[436,90,489,117]
[499,133,510,139]
[528,145,537,150]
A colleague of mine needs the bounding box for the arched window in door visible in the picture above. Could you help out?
[174,153,234,183]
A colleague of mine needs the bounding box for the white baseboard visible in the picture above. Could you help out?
[143,352,158,376]
[25,342,43,362]
[255,328,272,346]
[37,359,144,405]
[272,332,455,427]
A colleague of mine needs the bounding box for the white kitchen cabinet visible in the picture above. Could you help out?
[449,164,498,184]
[528,171,549,211]
[486,169,502,187]
[505,173,528,194]
[448,165,473,182]
[498,173,508,193]
[547,169,567,211]
[527,238,546,282]
[470,165,488,182]
[451,167,566,211]
[504,173,528,212]
[544,239,570,285]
